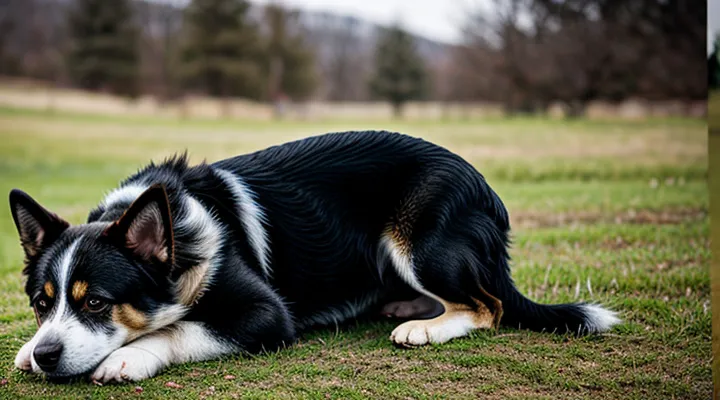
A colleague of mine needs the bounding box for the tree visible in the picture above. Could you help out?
[66,0,140,97]
[322,16,368,101]
[449,0,541,114]
[710,35,720,90]
[264,4,317,104]
[0,1,22,77]
[368,24,427,118]
[135,0,184,101]
[453,0,705,117]
[179,0,264,102]
[531,0,706,103]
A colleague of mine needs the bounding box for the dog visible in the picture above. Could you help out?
[10,130,620,383]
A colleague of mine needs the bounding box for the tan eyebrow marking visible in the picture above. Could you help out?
[71,281,88,301]
[44,281,54,298]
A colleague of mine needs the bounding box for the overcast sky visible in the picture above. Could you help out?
[253,0,477,44]
[711,0,720,53]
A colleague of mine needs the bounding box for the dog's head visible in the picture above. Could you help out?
[9,185,185,378]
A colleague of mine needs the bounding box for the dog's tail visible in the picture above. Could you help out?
[491,261,620,335]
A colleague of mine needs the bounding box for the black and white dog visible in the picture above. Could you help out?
[10,131,619,383]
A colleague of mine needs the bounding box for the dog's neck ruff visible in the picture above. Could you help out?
[100,184,225,308]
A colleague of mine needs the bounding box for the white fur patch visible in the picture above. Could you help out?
[176,194,223,262]
[16,240,80,373]
[147,304,190,331]
[54,240,79,310]
[57,314,127,374]
[91,321,233,383]
[102,184,148,209]
[172,194,223,307]
[28,240,81,361]
[162,321,233,362]
[214,168,272,278]
[391,314,476,346]
[14,339,34,371]
[581,304,621,333]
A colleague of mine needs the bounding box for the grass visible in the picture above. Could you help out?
[709,93,719,399]
[0,106,710,399]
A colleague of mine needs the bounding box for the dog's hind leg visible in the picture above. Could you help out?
[380,223,503,347]
[380,295,444,319]
[388,290,502,347]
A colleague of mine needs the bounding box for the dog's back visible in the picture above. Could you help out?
[214,131,508,327]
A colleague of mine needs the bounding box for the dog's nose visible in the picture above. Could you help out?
[33,341,63,372]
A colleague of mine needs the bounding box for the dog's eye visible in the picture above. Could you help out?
[35,299,49,315]
[85,297,108,313]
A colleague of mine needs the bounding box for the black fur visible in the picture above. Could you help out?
[11,130,613,379]
[96,130,595,334]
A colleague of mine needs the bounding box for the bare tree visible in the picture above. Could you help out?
[135,0,183,101]
[305,14,370,101]
[453,0,706,116]
[0,0,22,76]
[0,0,67,82]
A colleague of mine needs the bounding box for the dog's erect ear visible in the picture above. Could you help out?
[9,189,70,264]
[103,184,175,269]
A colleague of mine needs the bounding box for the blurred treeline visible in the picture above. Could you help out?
[0,0,705,117]
[449,0,705,116]
[708,35,720,90]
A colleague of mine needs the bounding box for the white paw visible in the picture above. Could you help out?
[390,315,476,347]
[390,320,432,347]
[91,346,163,383]
[14,341,34,372]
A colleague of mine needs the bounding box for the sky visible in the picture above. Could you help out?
[711,0,720,54]
[252,0,478,44]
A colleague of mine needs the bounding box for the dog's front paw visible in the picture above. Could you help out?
[91,346,164,383]
[390,315,476,347]
[14,341,35,372]
[391,320,432,347]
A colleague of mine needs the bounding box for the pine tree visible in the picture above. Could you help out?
[66,0,140,97]
[179,0,264,100]
[369,24,427,118]
[264,4,317,102]
[709,35,720,90]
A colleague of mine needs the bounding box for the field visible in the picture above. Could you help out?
[0,107,710,399]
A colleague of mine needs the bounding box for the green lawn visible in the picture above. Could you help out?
[0,107,710,399]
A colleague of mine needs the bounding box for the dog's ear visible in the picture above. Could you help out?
[9,189,70,266]
[103,184,175,270]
